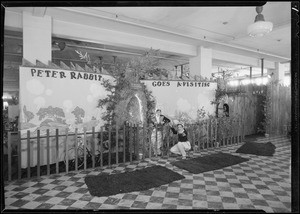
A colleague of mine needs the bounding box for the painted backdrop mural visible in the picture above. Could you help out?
[19,66,114,167]
[142,80,217,122]
[19,67,114,134]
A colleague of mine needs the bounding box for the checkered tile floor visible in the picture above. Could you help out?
[4,135,291,212]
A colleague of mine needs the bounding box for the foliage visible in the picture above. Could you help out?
[71,106,85,124]
[40,119,55,127]
[3,94,19,133]
[144,86,156,125]
[195,106,214,124]
[197,106,206,119]
[218,117,235,138]
[258,82,273,134]
[11,95,19,105]
[211,88,245,106]
[3,109,19,155]
[174,111,194,125]
[128,48,168,79]
[75,50,102,73]
[23,105,34,123]
[36,106,66,122]
[96,48,165,126]
[3,109,18,131]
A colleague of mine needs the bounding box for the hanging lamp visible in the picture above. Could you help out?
[247,6,273,37]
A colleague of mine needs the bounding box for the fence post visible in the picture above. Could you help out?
[237,118,240,143]
[235,118,238,144]
[209,121,213,148]
[133,124,136,160]
[149,126,152,159]
[116,124,119,165]
[136,124,140,160]
[161,125,165,158]
[26,130,31,179]
[232,118,235,145]
[16,132,21,180]
[198,123,202,151]
[56,129,59,174]
[224,118,228,146]
[75,128,78,171]
[215,119,218,147]
[155,124,158,158]
[37,130,40,178]
[123,123,126,163]
[65,128,69,173]
[228,118,232,146]
[166,126,170,158]
[83,128,87,171]
[142,124,146,160]
[206,120,210,149]
[100,127,103,167]
[7,132,12,181]
[108,125,112,167]
[129,123,133,163]
[46,129,50,176]
[242,118,245,141]
[210,121,213,148]
[92,127,95,169]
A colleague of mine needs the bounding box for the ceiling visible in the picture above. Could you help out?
[3,2,292,93]
[88,2,291,59]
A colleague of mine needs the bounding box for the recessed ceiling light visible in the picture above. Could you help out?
[222,21,228,25]
[277,39,281,42]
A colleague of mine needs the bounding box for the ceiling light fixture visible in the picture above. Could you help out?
[247,6,273,37]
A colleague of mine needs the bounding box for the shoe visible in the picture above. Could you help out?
[182,156,186,160]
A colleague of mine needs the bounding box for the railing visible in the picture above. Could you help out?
[4,117,245,182]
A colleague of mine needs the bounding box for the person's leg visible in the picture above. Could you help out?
[182,141,191,158]
[157,131,162,155]
[182,141,191,151]
[177,142,187,158]
[151,130,157,155]
[170,143,181,155]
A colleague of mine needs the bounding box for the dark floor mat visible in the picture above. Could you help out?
[236,141,276,156]
[171,152,249,174]
[85,165,185,197]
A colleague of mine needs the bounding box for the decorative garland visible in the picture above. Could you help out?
[210,78,245,110]
[258,80,275,135]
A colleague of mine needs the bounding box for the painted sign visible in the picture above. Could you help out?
[141,80,217,121]
[19,67,114,134]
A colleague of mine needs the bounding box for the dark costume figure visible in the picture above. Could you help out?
[150,109,170,156]
[223,104,229,117]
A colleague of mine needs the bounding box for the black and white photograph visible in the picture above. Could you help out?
[1,1,299,212]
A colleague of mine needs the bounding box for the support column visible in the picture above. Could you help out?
[23,11,52,65]
[268,62,285,84]
[189,46,212,80]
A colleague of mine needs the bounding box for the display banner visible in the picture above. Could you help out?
[141,80,217,121]
[19,67,114,167]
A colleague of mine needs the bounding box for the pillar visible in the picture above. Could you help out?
[23,10,52,65]
[189,46,212,79]
[268,62,285,84]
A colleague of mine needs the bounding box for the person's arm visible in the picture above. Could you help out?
[170,127,177,134]
[183,129,188,138]
[163,116,171,124]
